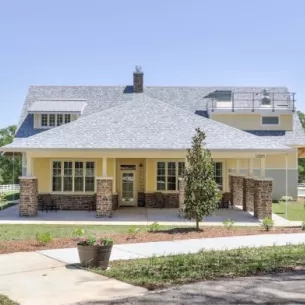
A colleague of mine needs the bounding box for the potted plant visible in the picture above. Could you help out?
[75,231,113,269]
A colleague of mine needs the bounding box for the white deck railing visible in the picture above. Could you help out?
[0,184,20,193]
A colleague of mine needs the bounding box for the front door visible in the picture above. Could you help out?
[120,171,136,206]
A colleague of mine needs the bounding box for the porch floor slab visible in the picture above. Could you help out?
[0,204,292,226]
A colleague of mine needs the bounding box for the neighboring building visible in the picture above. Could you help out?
[1,67,305,216]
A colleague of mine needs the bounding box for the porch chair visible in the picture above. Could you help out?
[221,192,231,209]
[154,192,167,208]
[40,194,58,212]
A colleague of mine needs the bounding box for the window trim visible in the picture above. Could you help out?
[50,159,96,194]
[261,115,280,126]
[155,160,185,192]
[39,113,76,128]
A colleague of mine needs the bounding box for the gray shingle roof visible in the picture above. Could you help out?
[28,100,87,113]
[5,96,292,152]
[16,85,301,146]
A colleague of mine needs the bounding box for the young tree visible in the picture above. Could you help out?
[183,128,221,231]
[0,125,21,184]
[298,111,305,183]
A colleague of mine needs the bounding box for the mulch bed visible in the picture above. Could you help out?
[0,227,303,254]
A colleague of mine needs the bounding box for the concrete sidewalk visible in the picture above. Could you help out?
[39,233,305,265]
[0,252,146,305]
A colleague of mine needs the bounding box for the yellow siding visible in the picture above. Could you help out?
[107,158,114,177]
[226,153,297,170]
[96,159,102,176]
[33,158,50,193]
[211,114,293,131]
[146,159,155,192]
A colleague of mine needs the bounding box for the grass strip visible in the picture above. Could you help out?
[95,244,305,289]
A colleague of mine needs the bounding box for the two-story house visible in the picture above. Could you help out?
[1,67,304,218]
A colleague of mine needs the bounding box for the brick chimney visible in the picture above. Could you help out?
[133,66,143,93]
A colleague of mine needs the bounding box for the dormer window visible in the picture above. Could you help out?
[28,100,87,129]
[39,113,75,128]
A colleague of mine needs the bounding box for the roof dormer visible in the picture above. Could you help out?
[28,100,87,129]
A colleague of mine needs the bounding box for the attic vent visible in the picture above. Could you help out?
[204,90,232,101]
[261,89,271,105]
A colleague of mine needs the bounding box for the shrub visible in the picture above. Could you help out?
[73,228,85,238]
[280,196,294,202]
[222,218,235,230]
[261,217,274,231]
[127,225,140,239]
[147,222,160,233]
[36,232,52,245]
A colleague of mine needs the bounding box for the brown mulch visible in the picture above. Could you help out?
[0,227,303,254]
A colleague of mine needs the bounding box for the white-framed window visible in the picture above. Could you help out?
[156,161,185,191]
[41,114,48,127]
[214,162,223,190]
[40,113,75,128]
[261,116,279,125]
[52,161,95,192]
[65,114,71,124]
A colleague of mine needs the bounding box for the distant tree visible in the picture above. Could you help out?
[0,125,21,184]
[298,111,305,183]
[183,128,221,231]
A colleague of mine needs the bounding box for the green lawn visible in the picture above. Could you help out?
[272,201,305,221]
[96,244,305,289]
[0,224,177,241]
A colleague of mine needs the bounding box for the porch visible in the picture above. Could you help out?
[0,204,289,226]
[17,151,281,220]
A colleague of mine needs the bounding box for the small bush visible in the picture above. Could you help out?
[302,221,305,231]
[222,218,235,230]
[127,225,140,239]
[36,232,52,245]
[280,196,294,202]
[147,222,160,233]
[261,218,274,231]
[73,228,85,238]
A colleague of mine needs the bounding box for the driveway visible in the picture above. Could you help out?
[0,252,146,305]
[81,271,305,305]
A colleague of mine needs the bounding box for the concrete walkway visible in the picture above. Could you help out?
[39,233,305,265]
[0,252,146,305]
[0,204,293,227]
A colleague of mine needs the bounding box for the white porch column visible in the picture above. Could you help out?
[235,160,240,175]
[145,159,148,192]
[26,154,33,176]
[22,152,27,176]
[113,158,116,193]
[102,157,107,176]
[248,159,254,177]
[260,158,266,177]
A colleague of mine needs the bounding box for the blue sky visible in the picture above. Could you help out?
[0,0,304,129]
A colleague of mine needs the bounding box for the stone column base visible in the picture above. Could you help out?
[96,177,113,218]
[243,177,254,212]
[230,175,244,206]
[253,178,273,219]
[19,176,38,217]
[178,178,185,217]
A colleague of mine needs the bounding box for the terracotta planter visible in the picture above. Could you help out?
[77,244,113,269]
